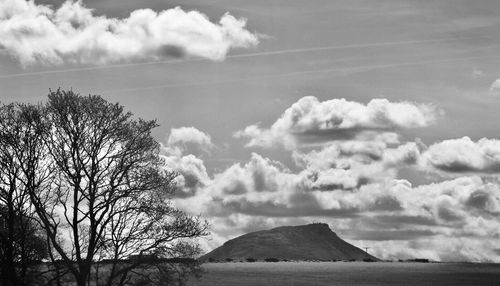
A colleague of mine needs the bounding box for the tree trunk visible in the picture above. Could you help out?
[75,274,87,286]
[4,204,18,286]
[75,264,91,286]
[2,259,17,286]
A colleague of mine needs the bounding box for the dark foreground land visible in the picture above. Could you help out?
[188,262,500,286]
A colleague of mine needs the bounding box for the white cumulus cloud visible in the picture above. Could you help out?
[165,126,215,156]
[161,127,214,197]
[0,0,259,66]
[421,137,500,173]
[235,96,438,149]
[489,79,500,95]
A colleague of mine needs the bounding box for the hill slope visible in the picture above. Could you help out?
[202,223,378,261]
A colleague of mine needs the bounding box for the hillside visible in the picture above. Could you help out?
[201,223,378,261]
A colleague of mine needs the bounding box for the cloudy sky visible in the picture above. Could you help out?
[1,0,500,262]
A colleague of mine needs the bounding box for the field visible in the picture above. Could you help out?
[188,262,500,286]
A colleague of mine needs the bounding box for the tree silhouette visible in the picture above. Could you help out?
[0,103,50,286]
[0,90,208,286]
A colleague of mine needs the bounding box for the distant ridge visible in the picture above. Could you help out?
[201,223,378,261]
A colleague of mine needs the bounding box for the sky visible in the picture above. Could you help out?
[1,0,500,262]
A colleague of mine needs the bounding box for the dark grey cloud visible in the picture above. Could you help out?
[222,180,248,195]
[466,191,493,210]
[437,205,464,222]
[208,198,360,218]
[159,44,187,58]
[311,176,371,191]
[344,229,436,241]
[367,215,438,227]
[370,196,403,212]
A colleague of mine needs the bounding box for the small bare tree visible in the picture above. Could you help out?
[27,89,207,286]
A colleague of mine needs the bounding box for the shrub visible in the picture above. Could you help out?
[264,257,280,262]
[225,258,233,262]
[245,257,257,262]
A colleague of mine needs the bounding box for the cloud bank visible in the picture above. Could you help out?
[0,0,259,66]
[172,138,500,262]
[235,96,438,149]
[167,94,500,262]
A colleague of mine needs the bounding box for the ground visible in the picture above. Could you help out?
[188,262,500,286]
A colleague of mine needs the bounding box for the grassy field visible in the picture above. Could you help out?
[188,262,500,286]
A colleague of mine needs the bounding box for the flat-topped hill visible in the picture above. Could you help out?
[201,223,378,261]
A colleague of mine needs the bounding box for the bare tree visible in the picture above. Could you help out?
[27,89,207,286]
[0,103,50,286]
[100,205,207,286]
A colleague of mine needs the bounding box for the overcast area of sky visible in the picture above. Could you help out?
[1,0,500,262]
